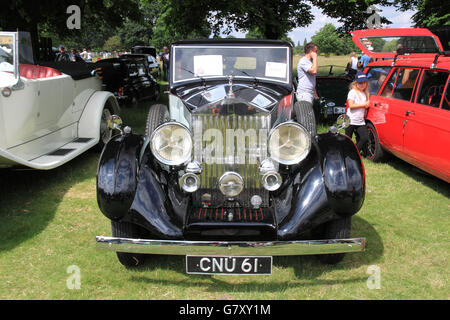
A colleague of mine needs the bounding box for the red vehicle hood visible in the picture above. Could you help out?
[351,28,444,59]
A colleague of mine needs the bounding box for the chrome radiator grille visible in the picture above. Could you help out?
[192,113,270,207]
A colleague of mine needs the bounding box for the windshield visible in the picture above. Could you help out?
[0,34,15,73]
[172,46,291,84]
[358,35,440,54]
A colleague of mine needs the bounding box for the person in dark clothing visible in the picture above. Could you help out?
[161,46,170,81]
[55,45,71,62]
[71,49,84,62]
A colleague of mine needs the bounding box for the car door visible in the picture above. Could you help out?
[402,69,450,180]
[372,67,420,156]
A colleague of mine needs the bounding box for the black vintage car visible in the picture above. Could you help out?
[314,65,352,124]
[96,40,366,273]
[95,54,160,106]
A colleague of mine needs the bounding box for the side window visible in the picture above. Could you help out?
[367,67,392,95]
[380,69,398,98]
[416,70,449,108]
[391,68,420,101]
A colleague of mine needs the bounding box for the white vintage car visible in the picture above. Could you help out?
[0,31,120,170]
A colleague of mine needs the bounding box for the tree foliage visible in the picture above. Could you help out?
[311,23,359,55]
[0,0,141,56]
[1,0,446,55]
[394,0,450,27]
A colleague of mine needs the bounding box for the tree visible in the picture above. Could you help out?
[103,35,123,52]
[118,0,163,50]
[311,0,392,34]
[394,0,450,27]
[311,23,358,55]
[0,0,141,59]
[163,0,314,40]
[162,0,396,40]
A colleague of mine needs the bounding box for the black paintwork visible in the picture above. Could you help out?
[313,76,352,124]
[96,40,365,242]
[95,55,160,105]
[97,130,365,241]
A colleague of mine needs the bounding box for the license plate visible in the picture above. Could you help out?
[186,256,272,275]
[334,106,346,114]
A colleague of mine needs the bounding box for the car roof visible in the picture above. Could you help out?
[172,38,293,47]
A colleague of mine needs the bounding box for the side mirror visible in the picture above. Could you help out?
[107,115,123,130]
[107,115,131,135]
[329,114,350,134]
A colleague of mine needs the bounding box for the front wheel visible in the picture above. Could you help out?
[145,104,169,137]
[294,100,317,136]
[111,221,147,267]
[317,216,352,264]
[97,105,113,151]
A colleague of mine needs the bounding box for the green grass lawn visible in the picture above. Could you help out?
[0,78,448,300]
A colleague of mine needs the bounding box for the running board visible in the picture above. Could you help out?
[0,137,98,170]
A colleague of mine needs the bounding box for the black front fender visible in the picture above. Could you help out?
[318,132,365,216]
[277,132,365,240]
[97,133,144,220]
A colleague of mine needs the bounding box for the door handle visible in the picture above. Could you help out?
[405,110,415,116]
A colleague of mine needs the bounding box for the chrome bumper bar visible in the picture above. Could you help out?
[96,236,365,256]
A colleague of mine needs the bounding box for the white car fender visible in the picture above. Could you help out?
[78,91,120,142]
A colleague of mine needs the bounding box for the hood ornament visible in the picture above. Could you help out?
[227,75,235,98]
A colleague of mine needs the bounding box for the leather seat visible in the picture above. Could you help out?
[19,64,62,79]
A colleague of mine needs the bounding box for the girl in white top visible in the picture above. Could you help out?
[350,52,358,71]
[345,72,370,155]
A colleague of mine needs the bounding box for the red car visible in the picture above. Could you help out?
[351,28,450,183]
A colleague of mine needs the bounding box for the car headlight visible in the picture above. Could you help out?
[150,122,192,166]
[268,122,311,165]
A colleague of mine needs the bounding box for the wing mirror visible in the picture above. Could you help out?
[107,115,131,135]
[329,114,350,134]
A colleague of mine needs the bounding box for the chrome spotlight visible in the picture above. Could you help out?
[218,172,244,197]
[179,173,200,193]
[262,172,282,191]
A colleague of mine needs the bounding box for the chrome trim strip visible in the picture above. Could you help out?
[96,236,365,256]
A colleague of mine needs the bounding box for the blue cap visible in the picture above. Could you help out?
[355,72,368,82]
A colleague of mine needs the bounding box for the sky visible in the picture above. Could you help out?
[226,4,417,43]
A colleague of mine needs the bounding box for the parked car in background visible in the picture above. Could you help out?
[95,39,366,272]
[313,65,352,124]
[351,27,450,183]
[0,31,119,170]
[130,46,161,78]
[95,54,160,106]
[131,45,157,58]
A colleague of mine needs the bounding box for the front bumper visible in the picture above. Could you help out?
[96,236,365,256]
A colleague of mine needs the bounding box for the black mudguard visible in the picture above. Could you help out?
[277,132,365,240]
[97,133,144,220]
[97,133,183,239]
[126,149,183,239]
[318,132,365,216]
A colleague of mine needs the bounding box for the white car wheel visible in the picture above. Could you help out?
[100,107,113,147]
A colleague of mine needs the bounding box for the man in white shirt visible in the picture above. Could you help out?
[294,43,319,135]
[296,42,319,104]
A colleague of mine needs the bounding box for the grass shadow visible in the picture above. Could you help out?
[0,151,98,253]
[127,216,382,291]
[385,157,449,197]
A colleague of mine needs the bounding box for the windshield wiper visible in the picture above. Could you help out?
[236,70,259,88]
[181,67,206,87]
